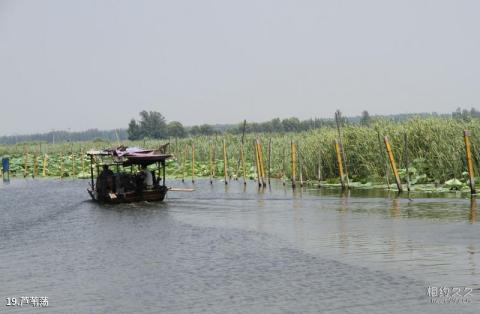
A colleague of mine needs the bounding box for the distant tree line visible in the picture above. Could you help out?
[227,117,336,134]
[1,107,479,144]
[0,129,128,145]
[126,107,480,138]
[452,107,480,121]
[126,110,220,140]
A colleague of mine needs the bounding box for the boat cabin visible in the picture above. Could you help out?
[87,146,172,203]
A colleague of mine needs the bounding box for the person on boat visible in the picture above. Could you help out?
[98,165,114,193]
[140,165,153,189]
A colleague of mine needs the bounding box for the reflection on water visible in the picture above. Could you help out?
[0,178,479,313]
[171,179,480,296]
[470,196,477,224]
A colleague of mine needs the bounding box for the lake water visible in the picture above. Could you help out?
[1,178,479,313]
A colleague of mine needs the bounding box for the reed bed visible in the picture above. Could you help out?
[1,117,480,187]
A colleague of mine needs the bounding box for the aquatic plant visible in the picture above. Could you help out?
[1,116,480,189]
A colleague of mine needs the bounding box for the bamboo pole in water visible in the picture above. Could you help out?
[282,146,286,186]
[42,154,48,177]
[291,140,296,188]
[256,140,262,186]
[470,195,477,224]
[191,143,195,183]
[384,136,403,192]
[235,120,247,179]
[254,140,262,187]
[404,133,411,192]
[182,145,187,182]
[464,130,476,194]
[261,141,266,186]
[377,129,390,189]
[223,139,228,185]
[334,139,345,188]
[257,139,265,186]
[298,142,304,187]
[267,138,271,186]
[33,154,38,178]
[257,139,266,187]
[34,144,40,178]
[209,142,213,184]
[255,140,260,184]
[317,144,322,184]
[212,140,216,179]
[240,142,246,185]
[335,110,349,188]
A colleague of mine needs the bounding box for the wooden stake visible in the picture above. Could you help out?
[317,144,322,183]
[182,145,187,182]
[168,187,195,192]
[209,142,213,184]
[267,138,271,186]
[384,136,403,192]
[42,154,48,177]
[223,139,228,184]
[32,154,38,178]
[212,140,216,178]
[464,130,476,194]
[257,139,266,187]
[404,133,410,192]
[334,139,345,188]
[291,140,296,188]
[33,144,40,178]
[235,119,247,178]
[256,140,262,186]
[470,195,477,224]
[191,143,195,183]
[254,140,262,187]
[282,146,286,186]
[335,110,349,188]
[377,129,390,189]
[240,142,246,185]
[298,142,304,187]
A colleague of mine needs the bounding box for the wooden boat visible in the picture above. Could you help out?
[86,146,172,204]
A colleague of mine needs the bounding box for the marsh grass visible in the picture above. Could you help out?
[1,117,479,187]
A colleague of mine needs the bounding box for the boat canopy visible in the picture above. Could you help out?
[87,146,172,166]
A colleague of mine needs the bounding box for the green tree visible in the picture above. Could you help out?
[199,124,215,135]
[127,119,142,140]
[282,117,300,132]
[360,110,371,126]
[127,111,168,139]
[167,121,186,138]
[335,110,347,126]
[138,110,167,139]
[271,118,283,132]
[453,107,472,122]
[189,125,201,136]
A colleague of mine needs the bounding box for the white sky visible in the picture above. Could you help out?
[0,0,479,134]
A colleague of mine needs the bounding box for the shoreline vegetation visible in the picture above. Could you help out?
[1,115,480,195]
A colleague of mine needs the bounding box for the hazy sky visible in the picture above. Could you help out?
[1,0,479,134]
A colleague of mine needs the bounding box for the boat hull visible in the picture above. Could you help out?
[88,186,168,204]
